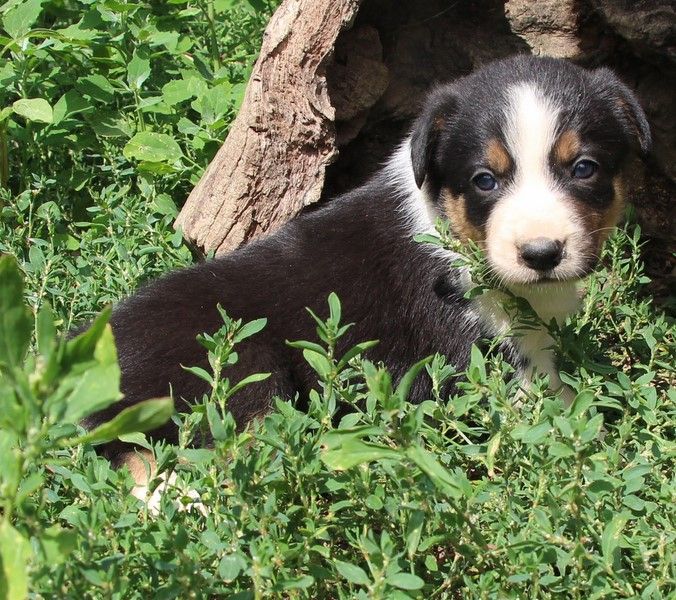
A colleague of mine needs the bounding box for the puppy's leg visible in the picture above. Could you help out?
[117,450,206,516]
[116,449,158,505]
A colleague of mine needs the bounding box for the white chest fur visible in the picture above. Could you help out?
[471,283,580,402]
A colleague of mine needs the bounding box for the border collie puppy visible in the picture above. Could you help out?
[86,55,650,470]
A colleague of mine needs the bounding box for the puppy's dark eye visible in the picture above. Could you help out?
[472,172,498,192]
[572,159,598,179]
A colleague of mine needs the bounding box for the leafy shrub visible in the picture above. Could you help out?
[0,255,173,599]
[0,0,276,327]
[1,226,674,599]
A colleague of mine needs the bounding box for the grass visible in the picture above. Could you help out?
[0,1,674,599]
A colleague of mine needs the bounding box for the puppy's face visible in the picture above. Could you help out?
[411,56,651,286]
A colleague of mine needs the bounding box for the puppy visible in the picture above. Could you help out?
[84,55,650,479]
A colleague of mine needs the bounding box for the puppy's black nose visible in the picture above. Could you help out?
[519,238,564,271]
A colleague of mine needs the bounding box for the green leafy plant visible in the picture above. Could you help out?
[0,255,173,598]
[0,235,674,597]
[0,0,276,328]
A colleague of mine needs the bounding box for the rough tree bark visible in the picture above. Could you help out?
[176,0,674,291]
[175,0,362,253]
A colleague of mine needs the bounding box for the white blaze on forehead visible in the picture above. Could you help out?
[504,83,560,184]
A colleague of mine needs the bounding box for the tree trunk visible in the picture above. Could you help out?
[175,0,362,254]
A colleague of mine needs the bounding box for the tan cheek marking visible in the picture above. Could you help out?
[441,188,485,243]
[485,138,512,175]
[573,175,626,253]
[598,176,627,246]
[553,129,581,164]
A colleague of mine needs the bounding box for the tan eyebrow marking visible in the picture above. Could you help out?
[485,138,512,175]
[553,129,581,164]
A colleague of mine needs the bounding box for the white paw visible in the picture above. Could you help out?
[132,471,208,516]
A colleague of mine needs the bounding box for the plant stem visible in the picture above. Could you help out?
[0,125,8,192]
[206,0,221,72]
[134,89,146,132]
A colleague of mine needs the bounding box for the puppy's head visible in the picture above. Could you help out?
[411,55,651,286]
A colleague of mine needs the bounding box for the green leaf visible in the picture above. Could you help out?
[85,110,133,138]
[520,421,552,444]
[35,302,55,362]
[286,340,326,355]
[280,575,315,590]
[322,439,400,470]
[67,397,174,446]
[405,510,425,559]
[63,308,111,366]
[12,98,53,124]
[334,560,370,586]
[148,30,179,51]
[191,83,233,125]
[327,292,341,324]
[227,372,271,397]
[0,107,13,125]
[52,91,91,124]
[468,344,487,381]
[336,340,379,371]
[548,442,575,458]
[207,402,227,440]
[553,416,574,439]
[0,62,15,88]
[568,390,595,418]
[39,526,77,565]
[218,553,247,582]
[127,49,151,90]
[0,431,21,494]
[0,256,32,371]
[580,413,604,443]
[56,10,101,41]
[0,520,31,600]
[303,349,332,378]
[413,233,443,247]
[117,432,152,450]
[601,514,628,566]
[485,432,501,477]
[2,0,43,40]
[232,318,267,343]
[182,365,213,385]
[152,194,178,216]
[245,0,267,12]
[123,131,183,163]
[60,325,122,423]
[162,78,205,106]
[76,74,115,104]
[320,426,384,450]
[388,572,424,590]
[405,444,468,499]
[395,356,433,402]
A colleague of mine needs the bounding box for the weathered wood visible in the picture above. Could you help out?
[175,0,362,254]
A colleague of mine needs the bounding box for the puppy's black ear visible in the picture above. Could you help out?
[410,85,458,188]
[592,68,652,155]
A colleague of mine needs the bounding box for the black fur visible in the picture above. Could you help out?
[90,184,478,456]
[81,55,650,459]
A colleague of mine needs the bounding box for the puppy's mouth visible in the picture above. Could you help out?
[489,259,598,287]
